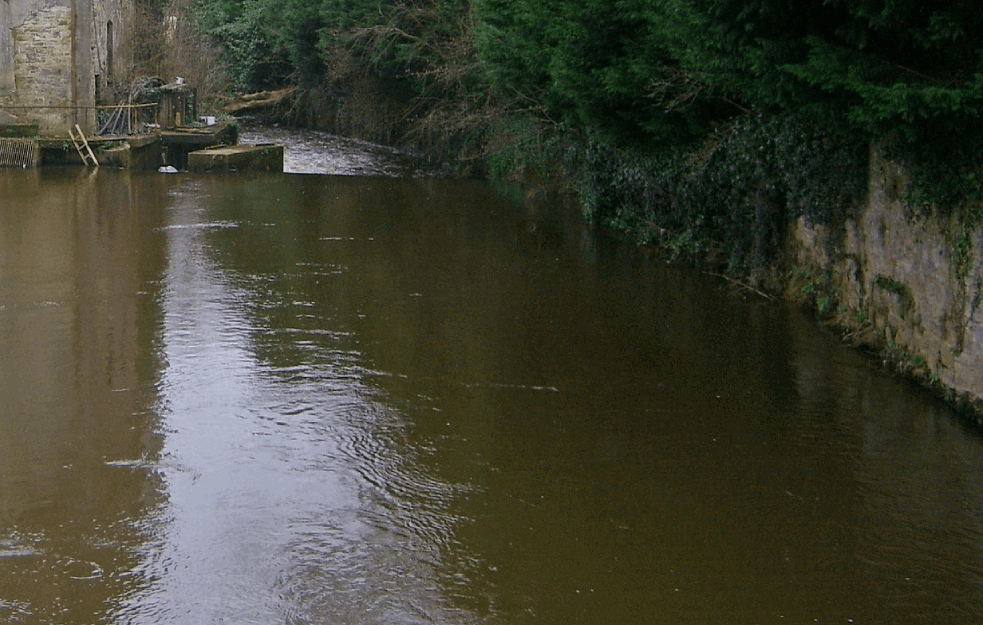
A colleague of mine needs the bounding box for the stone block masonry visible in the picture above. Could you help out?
[2,0,131,135]
[13,5,73,101]
[1,3,74,132]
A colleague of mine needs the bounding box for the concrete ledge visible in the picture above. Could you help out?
[99,137,162,170]
[188,143,283,173]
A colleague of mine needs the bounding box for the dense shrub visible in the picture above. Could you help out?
[571,115,867,269]
[190,0,982,250]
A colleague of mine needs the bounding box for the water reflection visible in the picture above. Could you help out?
[3,167,983,624]
[0,168,166,624]
[111,175,482,625]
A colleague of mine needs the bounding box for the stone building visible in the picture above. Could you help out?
[1,0,132,135]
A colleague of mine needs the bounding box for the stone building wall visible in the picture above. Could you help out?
[0,0,132,135]
[9,4,74,131]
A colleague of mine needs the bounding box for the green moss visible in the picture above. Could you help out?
[952,228,973,281]
[873,275,915,320]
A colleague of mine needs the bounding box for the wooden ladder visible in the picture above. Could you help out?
[69,124,99,167]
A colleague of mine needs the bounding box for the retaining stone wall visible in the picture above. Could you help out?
[791,145,983,408]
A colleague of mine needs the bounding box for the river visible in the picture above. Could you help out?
[1,131,983,625]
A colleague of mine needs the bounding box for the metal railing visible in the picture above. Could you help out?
[97,103,159,136]
[0,137,40,168]
[0,103,159,136]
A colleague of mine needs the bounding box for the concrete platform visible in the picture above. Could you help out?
[187,144,284,173]
[97,136,163,169]
[160,122,239,169]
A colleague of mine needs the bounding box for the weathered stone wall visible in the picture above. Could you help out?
[1,0,132,134]
[92,0,133,101]
[9,3,74,131]
[790,145,983,408]
[0,3,15,96]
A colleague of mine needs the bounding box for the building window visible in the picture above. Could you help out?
[106,21,114,77]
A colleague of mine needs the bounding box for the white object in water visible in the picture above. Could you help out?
[158,165,178,173]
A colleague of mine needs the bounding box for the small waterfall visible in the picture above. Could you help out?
[0,138,40,168]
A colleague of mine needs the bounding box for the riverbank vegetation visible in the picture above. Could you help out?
[140,0,982,265]
[118,0,983,418]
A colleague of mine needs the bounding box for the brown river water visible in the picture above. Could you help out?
[2,130,983,624]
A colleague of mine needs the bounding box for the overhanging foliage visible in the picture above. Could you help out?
[191,0,982,222]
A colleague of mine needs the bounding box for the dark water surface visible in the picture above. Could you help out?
[2,163,983,625]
